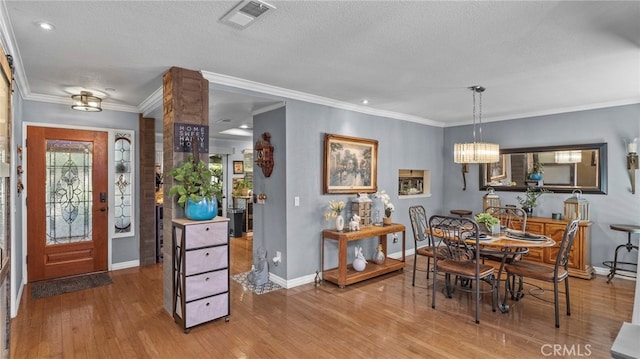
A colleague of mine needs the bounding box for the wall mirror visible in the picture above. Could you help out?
[479,143,607,194]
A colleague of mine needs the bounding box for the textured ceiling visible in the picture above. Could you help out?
[1,1,639,138]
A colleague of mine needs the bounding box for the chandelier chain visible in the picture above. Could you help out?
[478,88,483,142]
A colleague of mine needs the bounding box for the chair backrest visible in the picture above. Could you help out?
[484,206,527,231]
[428,215,480,262]
[409,205,430,246]
[555,219,580,270]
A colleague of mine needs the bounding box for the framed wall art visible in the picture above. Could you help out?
[487,154,507,181]
[323,133,377,194]
[233,160,244,174]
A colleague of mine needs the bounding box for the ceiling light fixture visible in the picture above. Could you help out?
[454,85,500,190]
[37,22,55,31]
[71,91,102,112]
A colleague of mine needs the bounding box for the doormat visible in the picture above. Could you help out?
[231,271,282,295]
[30,272,113,299]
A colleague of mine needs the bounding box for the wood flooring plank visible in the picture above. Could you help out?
[10,236,636,358]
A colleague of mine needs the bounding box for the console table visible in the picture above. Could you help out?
[321,223,405,288]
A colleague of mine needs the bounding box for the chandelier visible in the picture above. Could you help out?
[454,86,499,164]
[555,150,582,163]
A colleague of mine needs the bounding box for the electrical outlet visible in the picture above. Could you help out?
[276,251,281,259]
[294,196,300,206]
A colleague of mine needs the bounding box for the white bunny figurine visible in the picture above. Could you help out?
[353,246,367,271]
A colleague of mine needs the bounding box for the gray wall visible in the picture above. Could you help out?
[443,104,640,268]
[270,100,444,280]
[252,106,287,278]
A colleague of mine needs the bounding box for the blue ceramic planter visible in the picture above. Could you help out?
[185,196,217,221]
[529,172,543,181]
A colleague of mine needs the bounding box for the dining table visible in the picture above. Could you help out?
[472,231,556,313]
[426,227,556,313]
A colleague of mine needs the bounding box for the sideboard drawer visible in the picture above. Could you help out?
[524,222,544,234]
[525,247,545,262]
[185,269,229,301]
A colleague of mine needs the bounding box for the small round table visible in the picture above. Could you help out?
[604,224,640,283]
[450,209,472,218]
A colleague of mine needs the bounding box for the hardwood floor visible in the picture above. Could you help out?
[10,236,635,358]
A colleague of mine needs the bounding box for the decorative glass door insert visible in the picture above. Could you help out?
[114,133,132,234]
[46,140,93,245]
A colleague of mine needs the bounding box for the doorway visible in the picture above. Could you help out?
[26,126,108,282]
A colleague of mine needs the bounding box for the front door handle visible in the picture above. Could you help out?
[99,207,107,212]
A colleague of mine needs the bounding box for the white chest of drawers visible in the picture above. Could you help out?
[172,217,230,333]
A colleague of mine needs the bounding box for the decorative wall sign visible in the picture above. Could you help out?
[173,123,209,153]
[323,133,378,194]
[255,132,274,177]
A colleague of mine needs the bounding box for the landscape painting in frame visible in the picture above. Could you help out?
[324,133,377,194]
[488,155,507,181]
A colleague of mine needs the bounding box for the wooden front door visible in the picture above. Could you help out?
[27,126,108,282]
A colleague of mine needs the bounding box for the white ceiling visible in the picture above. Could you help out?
[1,1,639,138]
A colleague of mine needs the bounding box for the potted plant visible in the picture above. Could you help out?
[529,161,544,180]
[168,155,218,220]
[475,212,501,234]
[517,186,551,215]
[233,179,252,197]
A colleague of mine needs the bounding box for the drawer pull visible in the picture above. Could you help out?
[206,302,210,307]
[205,277,210,281]
[206,227,210,231]
[205,252,209,256]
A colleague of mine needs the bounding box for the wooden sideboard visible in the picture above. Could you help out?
[521,216,594,279]
[321,224,406,288]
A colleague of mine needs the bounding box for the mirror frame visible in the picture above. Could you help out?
[479,143,607,194]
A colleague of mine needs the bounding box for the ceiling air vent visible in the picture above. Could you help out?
[220,0,276,29]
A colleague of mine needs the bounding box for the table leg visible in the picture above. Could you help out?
[321,236,325,282]
[496,250,510,313]
[338,236,347,287]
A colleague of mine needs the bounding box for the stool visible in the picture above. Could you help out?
[450,209,472,218]
[604,224,640,283]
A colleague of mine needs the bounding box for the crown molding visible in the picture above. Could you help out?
[139,86,163,117]
[444,98,640,127]
[200,70,444,128]
[0,1,30,101]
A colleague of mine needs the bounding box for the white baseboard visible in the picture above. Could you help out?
[111,260,140,271]
[593,265,637,281]
[268,248,409,289]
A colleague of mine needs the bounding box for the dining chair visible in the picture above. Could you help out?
[429,215,496,324]
[408,206,444,286]
[503,219,580,328]
[484,206,527,232]
[481,206,528,263]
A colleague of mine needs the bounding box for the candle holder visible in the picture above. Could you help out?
[629,152,638,194]
[626,137,638,194]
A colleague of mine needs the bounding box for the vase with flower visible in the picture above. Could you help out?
[325,199,346,231]
[374,190,395,225]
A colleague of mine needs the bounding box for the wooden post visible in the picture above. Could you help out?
[162,67,209,313]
